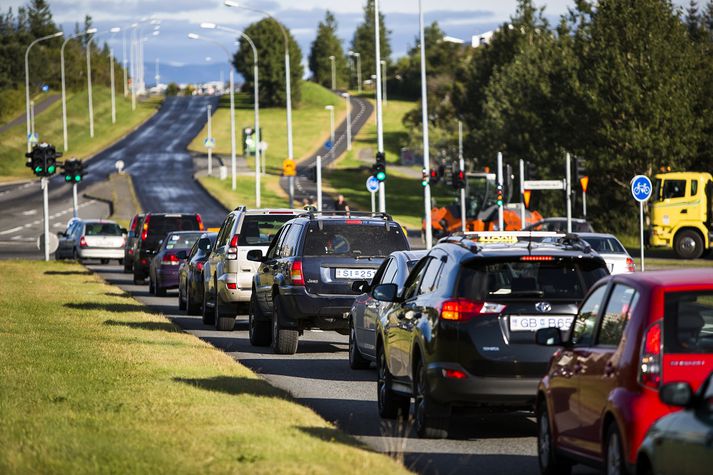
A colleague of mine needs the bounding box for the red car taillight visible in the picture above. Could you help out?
[290,260,305,286]
[196,214,204,231]
[440,298,506,321]
[638,321,662,389]
[162,253,181,266]
[79,236,88,248]
[626,257,636,272]
[141,214,151,241]
[227,234,238,260]
[196,262,204,272]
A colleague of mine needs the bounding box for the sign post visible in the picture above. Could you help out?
[316,155,322,211]
[631,175,652,272]
[580,176,589,218]
[283,158,297,208]
[366,176,379,213]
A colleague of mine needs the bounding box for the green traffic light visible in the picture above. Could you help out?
[74,175,81,182]
[47,165,55,174]
[65,175,71,182]
[34,166,42,173]
[421,180,428,187]
[376,171,386,182]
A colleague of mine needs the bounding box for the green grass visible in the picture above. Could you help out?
[188,82,345,172]
[0,260,410,474]
[198,174,289,212]
[0,87,160,181]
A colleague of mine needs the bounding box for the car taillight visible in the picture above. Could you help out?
[441,368,468,379]
[638,321,662,390]
[227,234,238,260]
[80,236,88,248]
[521,256,554,261]
[128,249,134,255]
[196,262,204,272]
[440,298,506,321]
[290,260,305,286]
[346,220,363,224]
[141,215,151,241]
[196,214,204,231]
[162,253,181,265]
[626,257,635,272]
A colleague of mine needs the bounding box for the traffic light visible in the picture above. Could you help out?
[62,159,84,184]
[372,151,386,182]
[452,169,466,190]
[526,161,538,180]
[421,168,429,187]
[496,185,504,206]
[429,168,439,185]
[574,157,588,180]
[25,143,60,177]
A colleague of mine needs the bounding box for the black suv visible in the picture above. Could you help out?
[372,232,609,438]
[132,213,204,284]
[247,212,410,354]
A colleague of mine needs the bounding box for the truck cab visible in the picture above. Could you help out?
[649,172,713,259]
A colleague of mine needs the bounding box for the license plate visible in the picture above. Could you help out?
[335,268,376,279]
[510,315,574,332]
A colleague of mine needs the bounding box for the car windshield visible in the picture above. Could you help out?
[85,222,122,236]
[582,237,626,254]
[238,215,294,246]
[458,257,608,301]
[664,291,713,354]
[303,221,408,257]
[145,216,199,247]
[164,232,202,250]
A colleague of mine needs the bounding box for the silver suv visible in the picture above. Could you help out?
[202,207,301,330]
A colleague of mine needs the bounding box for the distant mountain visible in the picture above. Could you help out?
[145,62,245,86]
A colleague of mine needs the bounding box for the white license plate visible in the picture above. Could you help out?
[335,268,376,279]
[510,315,574,332]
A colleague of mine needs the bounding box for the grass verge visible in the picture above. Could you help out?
[0,87,160,181]
[0,260,409,474]
[198,174,289,210]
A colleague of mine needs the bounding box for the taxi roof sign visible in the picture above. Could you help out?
[460,231,567,244]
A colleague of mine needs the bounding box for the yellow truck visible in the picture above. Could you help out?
[649,171,713,259]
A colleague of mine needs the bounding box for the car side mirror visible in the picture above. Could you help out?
[372,283,398,302]
[535,327,563,346]
[121,227,128,235]
[352,280,369,293]
[659,382,693,407]
[247,249,264,262]
[176,250,188,260]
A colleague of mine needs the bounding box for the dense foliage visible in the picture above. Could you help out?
[308,11,348,89]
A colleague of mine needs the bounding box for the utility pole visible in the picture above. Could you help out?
[110,47,116,123]
[329,55,336,90]
[87,33,94,138]
[381,60,387,106]
[418,0,431,247]
[459,121,466,232]
[343,93,352,151]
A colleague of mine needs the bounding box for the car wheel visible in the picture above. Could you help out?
[155,277,167,297]
[201,284,215,325]
[271,295,298,354]
[605,424,627,475]
[123,258,132,273]
[133,273,143,285]
[249,292,271,346]
[674,229,704,259]
[214,293,235,331]
[348,318,370,369]
[178,285,187,311]
[149,275,155,294]
[118,258,124,266]
[186,284,201,315]
[376,344,410,420]
[538,401,572,475]
[414,358,449,439]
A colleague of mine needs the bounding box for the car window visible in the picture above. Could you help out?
[583,237,626,254]
[216,215,233,248]
[188,240,200,259]
[84,222,123,236]
[145,215,200,248]
[597,284,639,346]
[403,258,429,301]
[418,256,443,295]
[571,285,608,346]
[199,236,214,252]
[164,233,202,250]
[662,180,686,199]
[303,221,408,257]
[369,258,391,287]
[691,180,698,196]
[280,224,302,257]
[268,225,290,259]
[238,215,294,246]
[380,258,398,285]
[664,291,713,354]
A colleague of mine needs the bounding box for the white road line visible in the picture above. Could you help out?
[0,226,23,235]
[0,199,98,235]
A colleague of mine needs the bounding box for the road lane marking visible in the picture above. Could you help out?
[0,226,23,235]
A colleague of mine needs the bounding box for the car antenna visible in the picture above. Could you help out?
[528,230,533,255]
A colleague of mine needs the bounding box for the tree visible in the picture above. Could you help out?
[233,18,304,107]
[350,0,391,90]
[165,82,179,96]
[308,11,347,89]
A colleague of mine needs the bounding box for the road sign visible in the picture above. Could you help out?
[325,140,333,150]
[41,84,49,92]
[631,175,652,202]
[580,176,589,193]
[282,158,296,177]
[204,137,215,149]
[115,160,125,173]
[366,176,379,193]
[27,132,39,144]
[523,189,532,208]
[523,179,565,190]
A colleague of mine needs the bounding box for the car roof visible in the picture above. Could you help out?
[391,250,427,261]
[81,219,119,224]
[166,230,203,235]
[612,269,713,290]
[537,217,589,223]
[575,232,620,240]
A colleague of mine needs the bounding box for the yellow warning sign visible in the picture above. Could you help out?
[523,190,532,209]
[282,158,296,176]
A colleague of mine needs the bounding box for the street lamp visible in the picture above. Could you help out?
[224,0,295,165]
[419,0,432,249]
[25,31,63,152]
[381,59,387,106]
[61,28,96,152]
[341,92,351,151]
[348,50,361,93]
[106,27,121,125]
[200,21,263,207]
[325,105,335,146]
[328,55,336,90]
[188,32,238,191]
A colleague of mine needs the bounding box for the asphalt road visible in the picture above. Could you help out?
[89,263,597,475]
[0,96,227,259]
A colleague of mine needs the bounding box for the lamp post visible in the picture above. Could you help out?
[122,29,128,97]
[106,27,121,125]
[341,92,351,151]
[328,55,336,90]
[25,31,63,152]
[200,22,262,206]
[374,0,386,213]
[188,33,237,191]
[224,1,295,167]
[61,28,97,152]
[348,50,361,93]
[418,0,432,249]
[86,30,94,138]
[325,105,335,159]
[381,59,387,106]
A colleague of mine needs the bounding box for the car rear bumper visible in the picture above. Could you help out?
[78,248,124,260]
[426,362,539,409]
[279,286,354,330]
[217,272,252,303]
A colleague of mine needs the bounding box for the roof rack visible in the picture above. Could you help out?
[296,211,393,220]
[440,231,592,253]
[233,205,247,212]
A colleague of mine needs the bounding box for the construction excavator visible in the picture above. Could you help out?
[426,170,543,239]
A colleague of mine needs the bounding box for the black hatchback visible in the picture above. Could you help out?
[247,212,410,355]
[372,232,609,439]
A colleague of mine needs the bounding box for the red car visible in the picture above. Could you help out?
[535,269,713,475]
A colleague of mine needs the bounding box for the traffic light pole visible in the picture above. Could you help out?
[458,121,466,233]
[566,153,572,233]
[72,182,78,218]
[42,177,50,261]
[316,155,323,211]
[375,0,386,214]
[497,152,504,231]
[519,159,525,230]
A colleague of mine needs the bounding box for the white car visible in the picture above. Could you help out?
[577,232,635,274]
[57,219,127,264]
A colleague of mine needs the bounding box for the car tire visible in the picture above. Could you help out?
[348,318,370,369]
[133,274,143,285]
[100,259,109,265]
[149,276,155,294]
[155,279,167,297]
[214,294,235,331]
[414,358,449,439]
[178,285,187,310]
[123,259,132,273]
[249,292,271,346]
[186,285,201,315]
[376,344,410,420]
[674,229,704,259]
[201,285,215,325]
[271,295,298,354]
[605,424,627,475]
[537,401,572,475]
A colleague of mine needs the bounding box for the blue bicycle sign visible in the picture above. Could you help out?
[631,175,652,202]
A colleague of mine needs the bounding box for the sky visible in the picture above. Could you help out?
[3,0,694,82]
